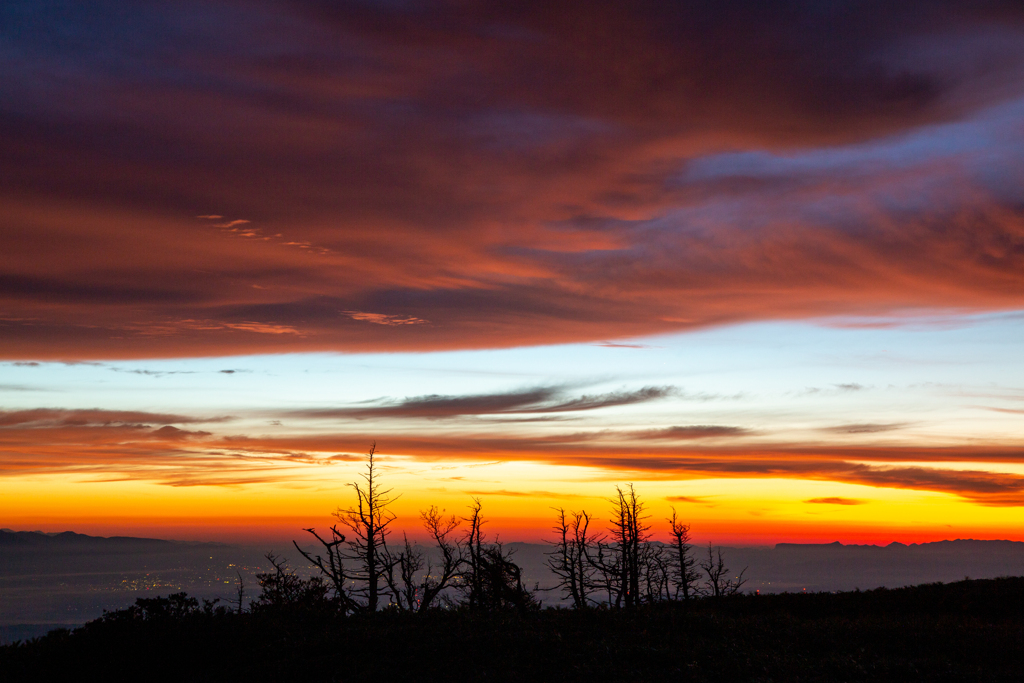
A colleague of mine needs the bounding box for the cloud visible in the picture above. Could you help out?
[462,489,578,499]
[594,342,656,349]
[665,495,712,505]
[528,387,677,413]
[1,1,1024,358]
[108,367,196,377]
[634,425,751,440]
[288,385,675,419]
[804,497,866,505]
[823,423,909,434]
[295,387,561,419]
[0,408,229,427]
[981,407,1024,415]
[342,311,428,326]
[148,425,212,439]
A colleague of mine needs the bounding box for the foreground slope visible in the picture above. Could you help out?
[3,577,1023,682]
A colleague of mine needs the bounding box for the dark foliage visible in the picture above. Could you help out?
[4,577,1024,682]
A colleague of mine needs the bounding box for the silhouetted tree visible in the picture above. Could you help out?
[588,484,655,608]
[642,543,671,603]
[415,505,463,611]
[229,570,246,615]
[252,553,336,613]
[462,497,486,608]
[335,443,397,612]
[383,533,424,611]
[459,499,535,611]
[294,444,397,613]
[700,543,747,598]
[667,509,700,600]
[293,523,360,614]
[547,508,599,609]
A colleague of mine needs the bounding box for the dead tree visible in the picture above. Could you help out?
[608,484,652,607]
[381,506,465,613]
[476,542,535,610]
[229,570,246,614]
[700,543,747,598]
[642,543,671,603]
[546,508,599,609]
[335,443,398,611]
[667,509,701,600]
[459,499,534,610]
[294,444,397,613]
[293,524,361,614]
[415,505,463,611]
[587,537,623,607]
[383,533,424,611]
[462,497,486,609]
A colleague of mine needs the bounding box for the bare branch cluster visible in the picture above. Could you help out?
[546,487,746,608]
[287,445,745,614]
[293,446,534,614]
[699,543,747,598]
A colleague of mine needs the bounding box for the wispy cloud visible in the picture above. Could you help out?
[593,342,657,349]
[463,489,579,499]
[342,311,428,326]
[0,408,231,427]
[823,423,909,434]
[288,385,676,419]
[804,497,866,505]
[666,495,714,505]
[634,425,752,440]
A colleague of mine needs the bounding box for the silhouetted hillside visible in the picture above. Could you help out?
[3,577,1023,682]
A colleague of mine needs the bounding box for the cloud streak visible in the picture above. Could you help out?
[804,497,866,506]
[0,408,230,427]
[634,425,752,440]
[288,386,676,419]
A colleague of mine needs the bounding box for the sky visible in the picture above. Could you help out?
[2,0,1024,545]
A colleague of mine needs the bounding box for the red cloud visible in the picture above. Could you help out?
[2,2,1024,358]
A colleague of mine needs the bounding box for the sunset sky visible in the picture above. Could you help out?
[3,0,1024,546]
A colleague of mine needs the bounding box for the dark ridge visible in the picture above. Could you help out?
[0,530,225,548]
[2,577,1023,682]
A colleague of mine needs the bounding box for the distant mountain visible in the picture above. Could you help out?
[0,531,269,628]
[0,530,174,548]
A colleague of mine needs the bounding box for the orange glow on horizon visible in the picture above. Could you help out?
[5,461,1024,546]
